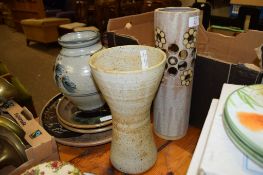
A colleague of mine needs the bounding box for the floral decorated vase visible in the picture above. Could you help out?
[154,7,200,140]
[54,31,105,111]
[89,45,166,174]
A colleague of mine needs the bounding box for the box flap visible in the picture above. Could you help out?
[197,27,263,65]
[108,12,263,67]
[107,11,154,46]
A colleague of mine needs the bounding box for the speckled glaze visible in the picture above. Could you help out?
[54,31,105,110]
[154,7,200,140]
[89,45,166,174]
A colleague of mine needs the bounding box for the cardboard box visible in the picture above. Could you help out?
[0,102,59,175]
[2,137,59,175]
[106,12,263,128]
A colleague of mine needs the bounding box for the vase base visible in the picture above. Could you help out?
[64,93,105,111]
[154,130,187,140]
[111,157,156,174]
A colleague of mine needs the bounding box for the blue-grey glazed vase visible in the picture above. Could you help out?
[54,30,105,111]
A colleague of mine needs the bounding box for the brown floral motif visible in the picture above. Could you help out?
[50,161,62,169]
[179,50,188,60]
[168,67,178,76]
[183,28,197,49]
[155,27,166,49]
[178,61,187,71]
[180,69,193,86]
[168,43,179,53]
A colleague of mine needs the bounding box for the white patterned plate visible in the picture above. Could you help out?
[224,84,263,156]
[22,161,82,175]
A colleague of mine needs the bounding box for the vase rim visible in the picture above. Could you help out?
[89,45,166,74]
[155,7,199,13]
[58,30,100,46]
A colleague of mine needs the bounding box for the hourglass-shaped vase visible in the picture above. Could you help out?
[89,45,166,174]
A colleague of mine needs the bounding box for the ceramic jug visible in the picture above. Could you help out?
[54,31,105,111]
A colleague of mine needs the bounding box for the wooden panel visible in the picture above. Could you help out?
[9,0,46,31]
[230,0,263,6]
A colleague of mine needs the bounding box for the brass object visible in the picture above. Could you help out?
[0,126,27,168]
[0,116,25,139]
[0,77,18,103]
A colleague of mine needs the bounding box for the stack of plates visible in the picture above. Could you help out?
[40,94,112,147]
[223,84,263,167]
[56,96,112,134]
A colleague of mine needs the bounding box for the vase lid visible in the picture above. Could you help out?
[58,30,100,48]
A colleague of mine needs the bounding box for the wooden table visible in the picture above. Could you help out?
[58,126,201,175]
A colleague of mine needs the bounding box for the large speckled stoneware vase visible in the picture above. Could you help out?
[154,7,200,140]
[89,45,166,174]
[54,31,105,111]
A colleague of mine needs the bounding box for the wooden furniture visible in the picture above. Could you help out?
[9,0,46,31]
[58,125,201,174]
[142,0,182,13]
[95,0,120,32]
[230,0,263,6]
[21,18,71,45]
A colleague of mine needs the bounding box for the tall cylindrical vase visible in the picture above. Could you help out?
[153,7,200,140]
[89,45,166,174]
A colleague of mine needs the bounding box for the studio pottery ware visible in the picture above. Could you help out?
[56,96,112,129]
[40,94,112,147]
[224,84,263,165]
[89,45,166,174]
[154,7,200,140]
[54,30,105,111]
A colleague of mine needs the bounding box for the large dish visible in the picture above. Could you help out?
[56,96,112,129]
[39,94,112,147]
[224,84,263,157]
[223,112,263,167]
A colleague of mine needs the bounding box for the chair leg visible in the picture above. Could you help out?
[26,39,30,46]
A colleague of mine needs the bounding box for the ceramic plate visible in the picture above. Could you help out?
[223,113,263,167]
[58,117,112,134]
[22,161,82,175]
[40,94,112,147]
[56,96,112,129]
[224,84,263,156]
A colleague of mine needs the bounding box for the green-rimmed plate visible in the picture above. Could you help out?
[223,112,263,167]
[224,84,263,157]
